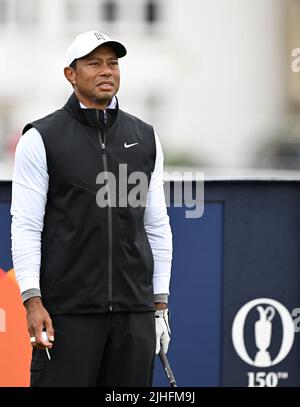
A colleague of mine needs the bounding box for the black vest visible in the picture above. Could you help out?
[23,93,156,314]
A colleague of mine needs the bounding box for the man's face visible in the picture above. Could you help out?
[66,45,120,108]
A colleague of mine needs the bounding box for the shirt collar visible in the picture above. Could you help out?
[63,92,119,128]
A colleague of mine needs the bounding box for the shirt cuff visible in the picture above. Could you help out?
[21,288,41,303]
[154,293,168,304]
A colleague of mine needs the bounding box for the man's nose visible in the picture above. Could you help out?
[100,64,112,76]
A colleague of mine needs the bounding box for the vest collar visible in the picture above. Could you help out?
[63,92,119,128]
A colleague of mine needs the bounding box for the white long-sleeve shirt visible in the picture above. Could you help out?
[11,105,172,301]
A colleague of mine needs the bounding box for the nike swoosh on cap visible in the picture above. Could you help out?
[124,142,139,148]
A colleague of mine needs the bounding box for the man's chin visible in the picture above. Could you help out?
[93,93,114,106]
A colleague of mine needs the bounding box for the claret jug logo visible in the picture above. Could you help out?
[232,298,295,368]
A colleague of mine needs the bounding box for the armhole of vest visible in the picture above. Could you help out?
[23,124,50,176]
[152,127,157,173]
[36,126,50,175]
[22,123,33,136]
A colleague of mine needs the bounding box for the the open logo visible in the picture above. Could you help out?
[232,298,295,367]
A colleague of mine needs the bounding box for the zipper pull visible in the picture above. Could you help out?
[109,304,113,312]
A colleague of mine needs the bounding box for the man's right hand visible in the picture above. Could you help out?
[24,297,55,349]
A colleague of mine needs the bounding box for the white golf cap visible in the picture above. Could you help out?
[65,30,127,67]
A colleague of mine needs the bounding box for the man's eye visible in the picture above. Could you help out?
[89,62,99,66]
[111,61,118,66]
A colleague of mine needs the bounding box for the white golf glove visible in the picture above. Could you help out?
[155,308,171,354]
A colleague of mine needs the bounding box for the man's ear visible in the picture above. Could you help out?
[64,67,76,86]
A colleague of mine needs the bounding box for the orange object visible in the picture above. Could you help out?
[0,269,31,387]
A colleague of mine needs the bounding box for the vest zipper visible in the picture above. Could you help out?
[96,110,113,312]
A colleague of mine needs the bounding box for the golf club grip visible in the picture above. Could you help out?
[158,349,177,387]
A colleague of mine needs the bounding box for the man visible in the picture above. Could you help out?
[11,31,172,387]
